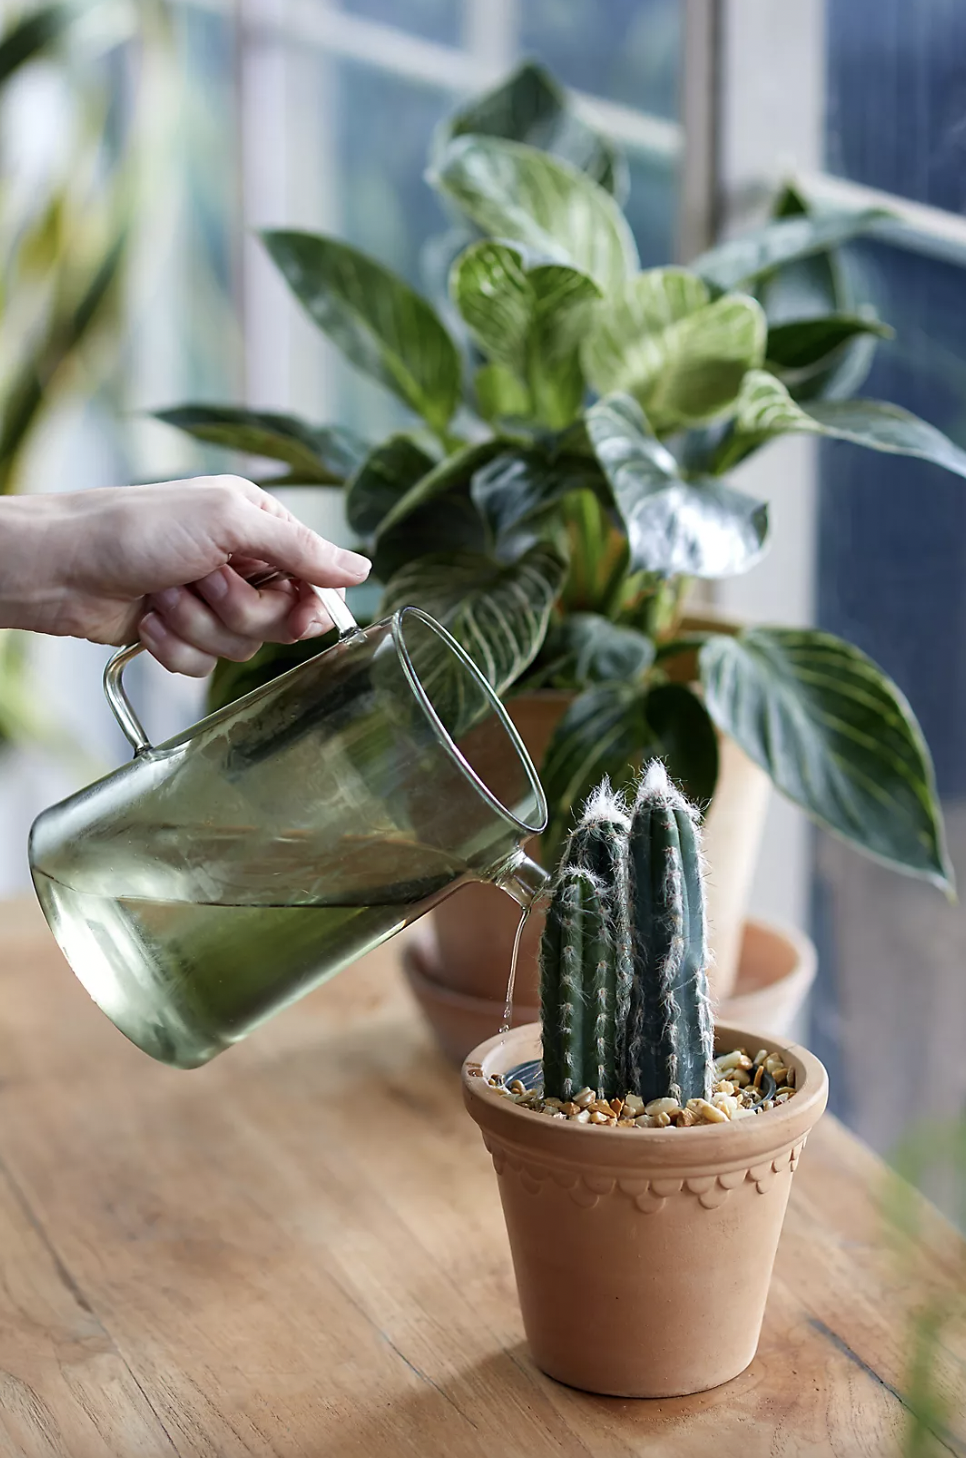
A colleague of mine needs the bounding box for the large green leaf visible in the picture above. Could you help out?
[526,263,603,425]
[585,394,769,578]
[700,628,952,890]
[732,371,966,479]
[155,405,365,485]
[345,435,436,537]
[381,542,566,697]
[451,242,532,368]
[470,448,604,546]
[693,208,886,294]
[431,136,638,295]
[765,315,892,374]
[436,60,627,199]
[756,183,845,324]
[643,683,719,807]
[0,4,72,85]
[539,678,718,857]
[474,363,531,423]
[451,241,600,428]
[541,682,653,851]
[584,273,766,430]
[375,439,505,537]
[262,231,461,434]
[372,493,488,584]
[755,186,882,402]
[544,612,655,686]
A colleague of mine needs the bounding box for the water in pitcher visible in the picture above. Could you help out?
[33,828,470,1069]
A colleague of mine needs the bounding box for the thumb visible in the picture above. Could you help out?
[230,503,371,587]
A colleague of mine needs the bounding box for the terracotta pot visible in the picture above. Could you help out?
[463,1021,828,1398]
[407,914,816,1068]
[430,691,770,1015]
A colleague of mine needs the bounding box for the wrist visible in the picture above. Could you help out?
[0,494,66,633]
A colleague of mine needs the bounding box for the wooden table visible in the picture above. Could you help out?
[0,898,963,1458]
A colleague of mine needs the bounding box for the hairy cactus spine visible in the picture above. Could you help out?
[625,762,714,1105]
[539,784,632,1101]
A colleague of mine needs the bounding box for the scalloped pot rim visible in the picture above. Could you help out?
[462,1021,828,1177]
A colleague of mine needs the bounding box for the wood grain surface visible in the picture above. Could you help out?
[0,897,962,1458]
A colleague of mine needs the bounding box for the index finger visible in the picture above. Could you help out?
[226,502,371,588]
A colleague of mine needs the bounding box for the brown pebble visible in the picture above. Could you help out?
[589,1110,610,1124]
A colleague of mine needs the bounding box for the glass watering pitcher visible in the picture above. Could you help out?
[28,584,548,1069]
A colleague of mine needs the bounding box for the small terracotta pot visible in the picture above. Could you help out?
[405,915,817,1067]
[463,1022,828,1398]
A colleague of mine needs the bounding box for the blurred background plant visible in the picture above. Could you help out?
[0,0,241,782]
[0,0,176,759]
[884,1116,966,1453]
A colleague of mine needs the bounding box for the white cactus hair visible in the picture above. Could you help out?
[633,758,701,825]
[633,758,714,974]
[582,775,631,827]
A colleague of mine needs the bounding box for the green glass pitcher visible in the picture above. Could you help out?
[28,586,548,1069]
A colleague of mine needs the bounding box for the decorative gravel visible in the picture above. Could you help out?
[490,1047,797,1127]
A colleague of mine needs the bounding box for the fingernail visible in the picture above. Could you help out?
[155,588,181,612]
[140,611,166,640]
[301,618,330,638]
[335,548,371,579]
[204,568,229,601]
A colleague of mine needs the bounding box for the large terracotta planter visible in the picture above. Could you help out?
[463,1021,828,1398]
[406,913,816,1068]
[430,691,771,1020]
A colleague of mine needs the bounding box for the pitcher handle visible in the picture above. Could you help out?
[103,577,358,756]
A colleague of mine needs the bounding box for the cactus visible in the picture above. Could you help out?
[539,763,714,1106]
[539,783,632,1101]
[625,761,714,1105]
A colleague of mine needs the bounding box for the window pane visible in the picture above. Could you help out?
[624,150,676,267]
[519,0,680,119]
[817,12,966,1212]
[338,0,462,47]
[826,0,966,209]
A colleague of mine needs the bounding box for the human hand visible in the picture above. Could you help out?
[0,477,371,676]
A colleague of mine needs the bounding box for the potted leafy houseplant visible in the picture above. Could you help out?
[462,761,829,1399]
[156,63,955,1051]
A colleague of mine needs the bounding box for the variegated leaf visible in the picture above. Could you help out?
[156,405,364,484]
[345,435,437,537]
[539,679,718,860]
[452,240,601,428]
[262,232,461,434]
[381,542,566,697]
[585,394,769,578]
[583,272,766,431]
[693,208,886,294]
[431,136,638,295]
[733,370,966,478]
[376,439,506,537]
[700,628,952,890]
[435,60,627,199]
